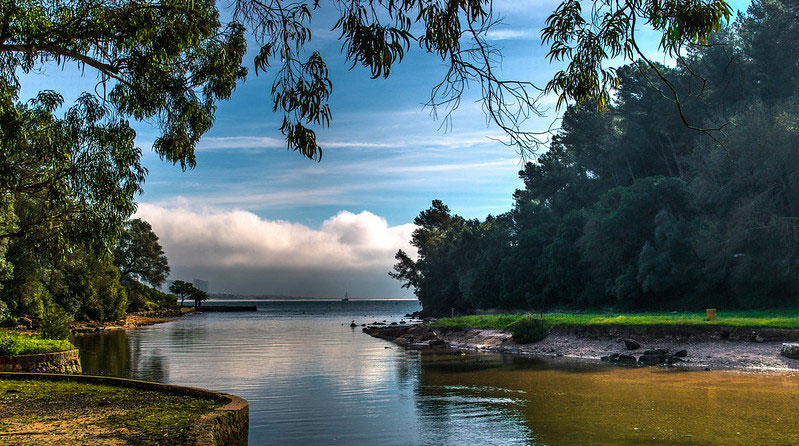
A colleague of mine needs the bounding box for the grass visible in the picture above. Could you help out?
[432,309,799,330]
[0,379,221,445]
[0,331,74,356]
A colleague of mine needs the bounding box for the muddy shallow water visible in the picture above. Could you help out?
[72,300,799,445]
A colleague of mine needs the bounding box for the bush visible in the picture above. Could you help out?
[0,332,74,356]
[125,280,177,312]
[39,305,72,340]
[507,315,550,343]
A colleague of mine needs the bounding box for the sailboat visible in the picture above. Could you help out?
[342,292,349,302]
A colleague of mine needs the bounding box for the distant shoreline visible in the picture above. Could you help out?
[207,297,418,302]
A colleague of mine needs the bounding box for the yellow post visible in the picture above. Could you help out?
[706,308,716,321]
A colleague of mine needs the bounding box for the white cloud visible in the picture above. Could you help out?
[193,130,511,153]
[485,28,540,41]
[134,204,417,296]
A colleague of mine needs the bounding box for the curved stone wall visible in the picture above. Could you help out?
[0,372,249,446]
[0,349,81,374]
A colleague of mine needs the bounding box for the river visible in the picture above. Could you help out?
[71,299,799,445]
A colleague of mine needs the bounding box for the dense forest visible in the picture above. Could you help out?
[0,215,175,326]
[392,0,799,315]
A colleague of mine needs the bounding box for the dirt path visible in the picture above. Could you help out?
[0,379,219,446]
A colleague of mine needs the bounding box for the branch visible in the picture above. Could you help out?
[0,43,129,85]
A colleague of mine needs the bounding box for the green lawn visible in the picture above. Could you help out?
[432,309,799,330]
[0,331,74,356]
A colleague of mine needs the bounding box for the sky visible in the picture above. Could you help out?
[22,0,753,298]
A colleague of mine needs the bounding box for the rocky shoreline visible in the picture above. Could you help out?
[363,323,799,373]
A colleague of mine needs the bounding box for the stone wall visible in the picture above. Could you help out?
[0,349,81,374]
[0,372,249,446]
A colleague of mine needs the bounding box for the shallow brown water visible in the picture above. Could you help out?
[420,354,799,446]
[72,300,799,445]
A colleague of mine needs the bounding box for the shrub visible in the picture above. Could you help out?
[0,332,73,356]
[507,315,550,343]
[39,305,72,340]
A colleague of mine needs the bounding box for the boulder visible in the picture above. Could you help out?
[623,339,641,350]
[674,350,688,358]
[781,343,799,360]
[638,353,667,366]
[601,353,637,365]
[643,349,669,356]
[638,349,683,366]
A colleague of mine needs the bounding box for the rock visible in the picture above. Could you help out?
[638,354,667,366]
[781,343,799,360]
[429,339,447,347]
[638,349,683,366]
[361,324,366,327]
[390,322,398,326]
[400,320,406,324]
[453,351,466,356]
[623,339,641,350]
[601,353,637,365]
[674,350,688,358]
[752,333,765,343]
[643,349,668,356]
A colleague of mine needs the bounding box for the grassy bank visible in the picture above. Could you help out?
[0,379,221,445]
[0,331,74,356]
[432,309,799,330]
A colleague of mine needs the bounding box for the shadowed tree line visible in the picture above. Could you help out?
[393,0,799,316]
[0,217,174,324]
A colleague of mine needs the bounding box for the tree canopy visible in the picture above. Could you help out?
[1,0,733,165]
[114,219,170,288]
[393,0,799,315]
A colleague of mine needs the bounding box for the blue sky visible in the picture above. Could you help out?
[23,0,753,297]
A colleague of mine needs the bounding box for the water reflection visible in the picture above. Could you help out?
[72,301,799,446]
[72,329,169,382]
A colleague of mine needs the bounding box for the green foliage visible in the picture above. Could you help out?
[0,299,8,324]
[0,332,73,356]
[507,316,551,344]
[0,89,146,259]
[125,280,177,313]
[191,288,209,308]
[542,0,732,110]
[169,280,196,307]
[114,219,170,288]
[394,1,799,315]
[0,0,732,166]
[39,305,72,340]
[168,280,207,308]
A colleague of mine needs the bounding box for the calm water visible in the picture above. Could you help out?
[72,300,799,445]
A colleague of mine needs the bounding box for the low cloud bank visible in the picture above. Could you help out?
[135,204,417,297]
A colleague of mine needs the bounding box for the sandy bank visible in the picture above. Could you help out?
[364,324,799,372]
[70,307,195,333]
